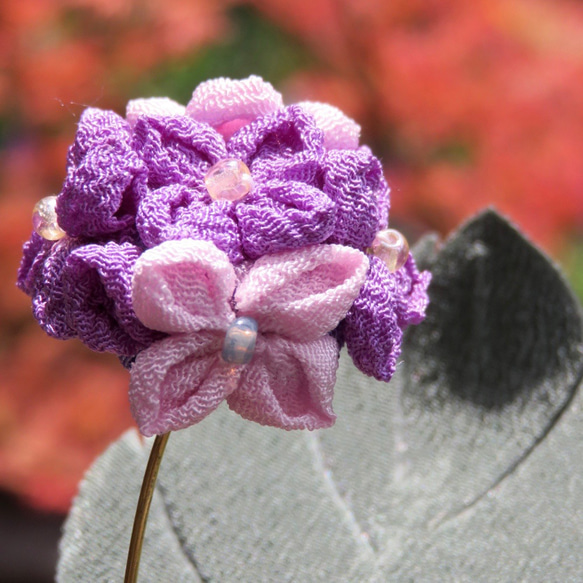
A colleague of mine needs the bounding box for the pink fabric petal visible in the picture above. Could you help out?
[226,335,338,430]
[235,244,369,342]
[130,332,242,436]
[132,239,236,334]
[186,76,283,140]
[297,102,361,150]
[126,97,186,127]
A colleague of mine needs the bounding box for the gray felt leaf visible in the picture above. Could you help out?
[58,210,583,582]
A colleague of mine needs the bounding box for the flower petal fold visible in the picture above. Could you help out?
[137,185,243,263]
[236,180,336,258]
[226,335,338,430]
[126,97,186,127]
[186,75,283,140]
[18,235,77,341]
[132,115,227,191]
[227,105,324,168]
[64,241,163,355]
[297,102,361,150]
[129,332,241,436]
[132,240,236,334]
[236,244,369,341]
[344,255,430,381]
[322,148,389,249]
[57,108,145,237]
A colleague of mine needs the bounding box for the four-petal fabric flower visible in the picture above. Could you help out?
[17,75,431,435]
[129,239,369,436]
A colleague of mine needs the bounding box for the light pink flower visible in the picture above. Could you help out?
[129,239,369,436]
[125,75,361,148]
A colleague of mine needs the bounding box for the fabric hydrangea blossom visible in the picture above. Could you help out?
[17,75,430,434]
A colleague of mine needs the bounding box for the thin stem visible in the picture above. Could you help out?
[124,432,171,583]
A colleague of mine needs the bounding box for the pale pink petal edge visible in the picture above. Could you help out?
[236,244,369,341]
[126,97,186,127]
[297,101,360,150]
[186,75,284,140]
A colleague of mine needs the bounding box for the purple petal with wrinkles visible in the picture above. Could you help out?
[57,108,146,238]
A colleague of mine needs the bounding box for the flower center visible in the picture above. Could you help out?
[205,158,253,202]
[32,195,66,241]
[370,229,409,272]
[221,316,258,365]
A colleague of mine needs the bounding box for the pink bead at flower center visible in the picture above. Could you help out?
[370,229,409,272]
[205,158,253,202]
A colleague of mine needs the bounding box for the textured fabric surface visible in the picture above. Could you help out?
[17,75,429,430]
[344,256,431,381]
[185,75,283,140]
[17,233,160,355]
[126,97,186,127]
[57,108,146,238]
[129,240,368,435]
[297,101,361,150]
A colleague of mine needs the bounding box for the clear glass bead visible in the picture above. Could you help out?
[205,158,253,202]
[370,229,409,272]
[32,196,66,241]
[221,317,258,365]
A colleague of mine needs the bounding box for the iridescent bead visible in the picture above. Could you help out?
[221,317,258,365]
[205,158,253,202]
[370,229,409,272]
[32,195,66,241]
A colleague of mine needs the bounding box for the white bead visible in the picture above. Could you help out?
[205,159,253,202]
[32,196,66,241]
[370,229,409,272]
[221,317,258,365]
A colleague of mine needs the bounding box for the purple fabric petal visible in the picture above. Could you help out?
[226,335,338,430]
[236,244,369,342]
[137,185,243,263]
[129,332,241,436]
[343,255,430,381]
[227,105,324,169]
[18,232,53,297]
[323,147,390,250]
[132,115,227,190]
[17,235,76,340]
[131,239,236,335]
[18,236,159,354]
[236,180,335,258]
[57,108,146,238]
[249,149,324,186]
[394,255,432,327]
[62,241,162,355]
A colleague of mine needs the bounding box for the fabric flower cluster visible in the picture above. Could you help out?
[18,76,430,436]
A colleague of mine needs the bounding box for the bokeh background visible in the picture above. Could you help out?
[1,1,582,580]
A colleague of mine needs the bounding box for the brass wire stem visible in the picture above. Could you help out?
[124,432,171,583]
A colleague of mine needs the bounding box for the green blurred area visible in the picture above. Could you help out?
[132,7,314,103]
